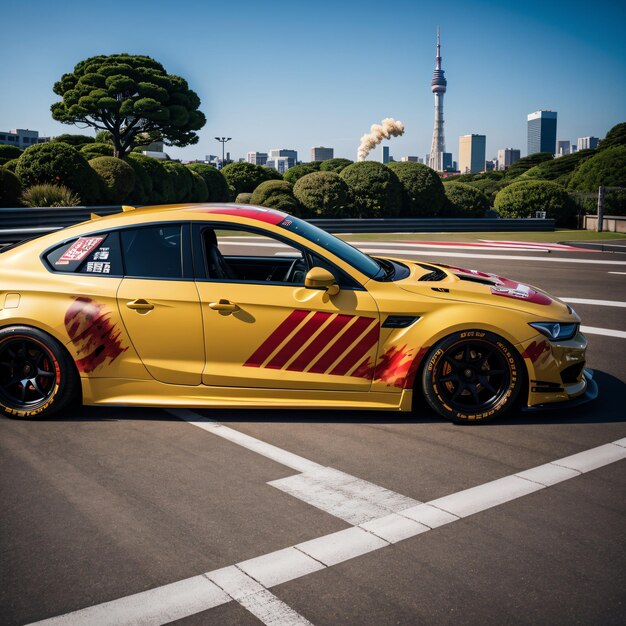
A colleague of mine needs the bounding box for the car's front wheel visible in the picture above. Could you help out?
[421,330,524,424]
[0,326,78,419]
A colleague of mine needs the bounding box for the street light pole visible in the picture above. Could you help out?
[214,136,232,169]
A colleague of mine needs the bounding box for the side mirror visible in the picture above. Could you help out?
[304,267,340,296]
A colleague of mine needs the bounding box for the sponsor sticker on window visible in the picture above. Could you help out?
[56,237,104,265]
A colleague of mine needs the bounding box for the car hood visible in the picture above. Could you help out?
[389,258,578,322]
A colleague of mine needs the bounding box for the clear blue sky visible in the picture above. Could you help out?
[1,0,625,163]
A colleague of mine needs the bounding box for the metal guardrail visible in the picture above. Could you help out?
[0,205,555,244]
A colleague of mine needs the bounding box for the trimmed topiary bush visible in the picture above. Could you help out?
[339,161,402,217]
[186,163,230,201]
[520,149,596,186]
[568,145,626,214]
[235,192,253,204]
[88,156,136,203]
[0,145,23,165]
[463,178,511,205]
[189,170,209,202]
[293,171,353,217]
[80,142,114,159]
[262,167,283,181]
[444,182,490,217]
[387,161,446,216]
[319,158,353,173]
[128,153,171,203]
[21,184,81,207]
[52,134,95,147]
[15,142,100,204]
[250,180,300,213]
[3,159,19,173]
[283,163,319,184]
[163,161,194,202]
[0,167,22,207]
[494,179,576,226]
[505,152,554,178]
[597,122,626,151]
[125,152,153,204]
[221,162,275,195]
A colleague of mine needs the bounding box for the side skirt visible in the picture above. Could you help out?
[81,378,412,412]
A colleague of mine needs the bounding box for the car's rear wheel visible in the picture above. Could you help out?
[0,326,78,419]
[421,330,523,424]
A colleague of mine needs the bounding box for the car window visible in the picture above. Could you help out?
[44,232,123,276]
[121,225,183,279]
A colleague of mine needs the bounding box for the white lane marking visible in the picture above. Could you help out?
[29,439,626,626]
[608,271,626,275]
[358,248,626,265]
[559,297,626,308]
[208,566,314,626]
[238,589,314,625]
[29,575,230,626]
[238,547,325,588]
[580,325,626,339]
[296,527,389,567]
[167,409,323,473]
[269,466,420,524]
[426,475,544,518]
[359,513,430,543]
[515,463,580,486]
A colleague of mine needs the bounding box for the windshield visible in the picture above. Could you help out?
[277,216,382,279]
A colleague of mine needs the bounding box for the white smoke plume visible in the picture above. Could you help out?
[357,117,405,161]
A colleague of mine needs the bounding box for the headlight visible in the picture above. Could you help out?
[529,322,579,341]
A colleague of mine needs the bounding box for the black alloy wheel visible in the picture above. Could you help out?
[0,327,77,419]
[422,330,524,423]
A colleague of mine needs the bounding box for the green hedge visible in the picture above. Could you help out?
[88,156,136,203]
[293,171,353,217]
[80,142,114,159]
[0,145,23,165]
[222,162,276,195]
[250,180,299,213]
[387,162,446,216]
[189,170,209,202]
[444,182,490,217]
[494,179,576,226]
[163,161,194,202]
[15,142,100,204]
[319,158,353,173]
[339,161,402,217]
[0,167,22,207]
[283,163,319,184]
[185,163,230,201]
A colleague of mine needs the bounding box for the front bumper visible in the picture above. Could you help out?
[522,368,598,412]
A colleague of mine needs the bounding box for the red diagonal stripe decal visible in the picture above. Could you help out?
[286,313,354,372]
[330,324,380,376]
[308,316,375,374]
[244,309,309,367]
[266,311,332,369]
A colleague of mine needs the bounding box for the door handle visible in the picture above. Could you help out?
[209,299,239,312]
[126,299,154,311]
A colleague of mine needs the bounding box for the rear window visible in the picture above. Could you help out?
[120,224,183,279]
[45,232,122,275]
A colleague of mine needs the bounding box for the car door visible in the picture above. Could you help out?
[117,223,205,385]
[193,224,381,391]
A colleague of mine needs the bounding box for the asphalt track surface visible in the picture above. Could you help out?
[1,238,625,625]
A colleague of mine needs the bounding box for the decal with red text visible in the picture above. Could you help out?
[64,297,127,372]
[442,265,552,305]
[56,237,104,265]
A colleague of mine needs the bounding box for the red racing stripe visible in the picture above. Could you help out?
[244,309,309,367]
[330,324,380,376]
[286,313,354,372]
[308,316,375,375]
[266,311,332,369]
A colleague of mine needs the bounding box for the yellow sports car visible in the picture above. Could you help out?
[0,204,596,423]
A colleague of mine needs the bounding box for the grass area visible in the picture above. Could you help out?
[338,230,625,243]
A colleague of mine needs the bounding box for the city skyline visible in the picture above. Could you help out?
[1,0,625,164]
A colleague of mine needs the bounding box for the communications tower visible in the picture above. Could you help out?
[428,28,447,172]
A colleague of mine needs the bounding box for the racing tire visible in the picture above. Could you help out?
[421,330,523,424]
[0,326,79,420]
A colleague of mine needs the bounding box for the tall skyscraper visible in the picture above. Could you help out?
[459,134,486,174]
[497,148,521,170]
[577,136,599,151]
[381,146,390,164]
[428,28,447,172]
[311,146,333,161]
[527,111,557,155]
[556,140,570,157]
